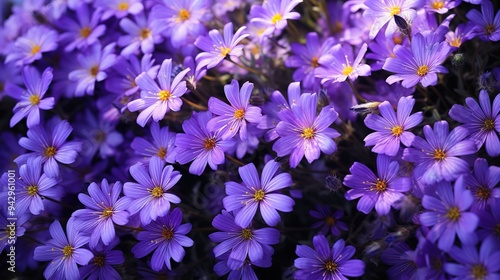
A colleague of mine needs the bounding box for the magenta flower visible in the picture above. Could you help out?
[223,160,295,227]
[316,43,371,84]
[467,0,500,42]
[364,95,423,156]
[127,58,190,127]
[383,32,451,88]
[5,25,58,66]
[207,80,262,140]
[364,0,422,39]
[344,154,411,215]
[249,0,303,37]
[195,22,249,70]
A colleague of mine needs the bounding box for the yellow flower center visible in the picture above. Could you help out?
[80,27,92,38]
[485,24,495,36]
[241,228,253,240]
[30,44,41,55]
[417,65,429,76]
[446,206,461,222]
[140,28,151,40]
[220,47,231,57]
[342,65,354,76]
[157,147,167,159]
[44,146,57,157]
[27,185,38,196]
[432,149,446,160]
[372,178,387,192]
[271,13,282,25]
[301,127,315,139]
[158,90,172,101]
[204,138,216,150]
[393,34,403,45]
[162,228,174,240]
[62,245,74,258]
[389,6,401,16]
[90,65,99,77]
[325,260,338,272]
[117,2,129,11]
[29,95,41,105]
[234,109,245,120]
[483,119,495,130]
[254,189,265,201]
[475,186,491,201]
[449,37,462,48]
[391,125,403,136]
[431,1,444,9]
[150,186,163,198]
[325,216,335,226]
[101,207,114,218]
[178,9,190,21]
[311,57,319,68]
[471,264,487,280]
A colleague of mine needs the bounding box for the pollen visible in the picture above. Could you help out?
[325,260,338,272]
[93,255,106,267]
[449,37,462,48]
[62,245,74,258]
[446,206,461,222]
[254,189,265,201]
[475,186,491,201]
[44,146,57,157]
[417,65,429,76]
[241,228,253,240]
[90,65,99,77]
[157,147,167,159]
[140,28,151,40]
[117,2,129,11]
[483,119,495,130]
[311,57,319,68]
[162,228,174,240]
[30,44,41,55]
[27,185,38,196]
[485,24,495,36]
[234,109,245,120]
[271,13,282,25]
[431,1,444,10]
[432,149,446,160]
[158,90,172,101]
[342,65,354,76]
[325,216,336,226]
[204,138,216,150]
[150,186,164,198]
[80,27,92,38]
[392,34,403,45]
[301,127,315,139]
[220,47,231,57]
[389,6,401,16]
[29,95,41,105]
[391,125,403,136]
[372,178,387,192]
[101,207,114,218]
[178,9,190,21]
[471,264,487,280]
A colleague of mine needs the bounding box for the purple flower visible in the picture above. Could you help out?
[223,160,294,227]
[344,154,411,215]
[195,22,249,70]
[214,249,272,280]
[402,120,477,185]
[364,95,423,156]
[464,158,500,212]
[309,205,348,236]
[423,0,459,14]
[249,0,303,37]
[294,235,365,280]
[7,66,55,128]
[72,179,130,248]
[467,0,500,42]
[366,31,406,71]
[381,242,421,280]
[477,198,500,243]
[123,157,181,225]
[16,119,82,178]
[33,219,94,280]
[175,111,235,175]
[5,25,58,66]
[449,90,500,157]
[131,122,177,163]
[16,157,62,216]
[444,237,500,279]
[273,92,340,168]
[95,0,144,20]
[383,32,451,88]
[131,208,193,271]
[316,43,371,84]
[79,238,125,280]
[207,80,262,140]
[127,58,190,127]
[209,210,280,269]
[363,0,422,39]
[118,11,163,57]
[419,176,479,251]
[0,209,30,253]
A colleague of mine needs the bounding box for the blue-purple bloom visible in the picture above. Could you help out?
[294,235,365,280]
[79,238,125,280]
[123,157,181,225]
[466,0,500,42]
[316,43,371,84]
[131,122,177,163]
[118,11,162,57]
[95,0,144,20]
[344,154,411,215]
[223,160,294,228]
[131,208,193,271]
[57,4,106,51]
[309,205,348,236]
[249,0,303,37]
[5,25,58,66]
[381,242,421,280]
[363,0,422,39]
[464,158,500,212]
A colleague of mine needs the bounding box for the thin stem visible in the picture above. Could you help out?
[227,58,265,77]
[225,154,245,166]
[346,79,366,103]
[181,97,208,111]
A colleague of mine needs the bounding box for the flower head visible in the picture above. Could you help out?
[131,122,177,163]
[467,0,500,42]
[79,238,125,280]
[316,43,371,84]
[249,0,303,37]
[364,0,422,39]
[57,4,106,51]
[5,25,58,66]
[309,205,348,236]
[118,11,163,56]
[464,158,500,212]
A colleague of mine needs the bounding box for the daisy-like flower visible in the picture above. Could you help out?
[294,235,365,280]
[449,90,500,157]
[79,238,125,280]
[72,179,130,248]
[381,242,421,280]
[316,43,371,85]
[214,249,272,280]
[309,205,348,236]
[131,122,177,163]
[344,154,411,215]
[127,58,190,127]
[364,0,422,39]
[207,80,262,140]
[477,198,500,243]
[383,32,452,88]
[223,160,295,228]
[467,0,500,42]
[464,158,500,212]
[209,210,280,270]
[194,22,249,70]
[175,111,235,175]
[95,0,144,20]
[7,66,55,128]
[364,95,423,156]
[273,92,340,168]
[5,25,58,66]
[445,23,476,49]
[123,156,181,225]
[33,219,93,280]
[131,208,193,271]
[16,157,62,216]
[402,120,477,185]
[420,176,478,251]
[118,11,163,57]
[423,0,459,14]
[15,119,82,178]
[249,0,303,37]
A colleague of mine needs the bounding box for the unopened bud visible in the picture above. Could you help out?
[451,53,465,69]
